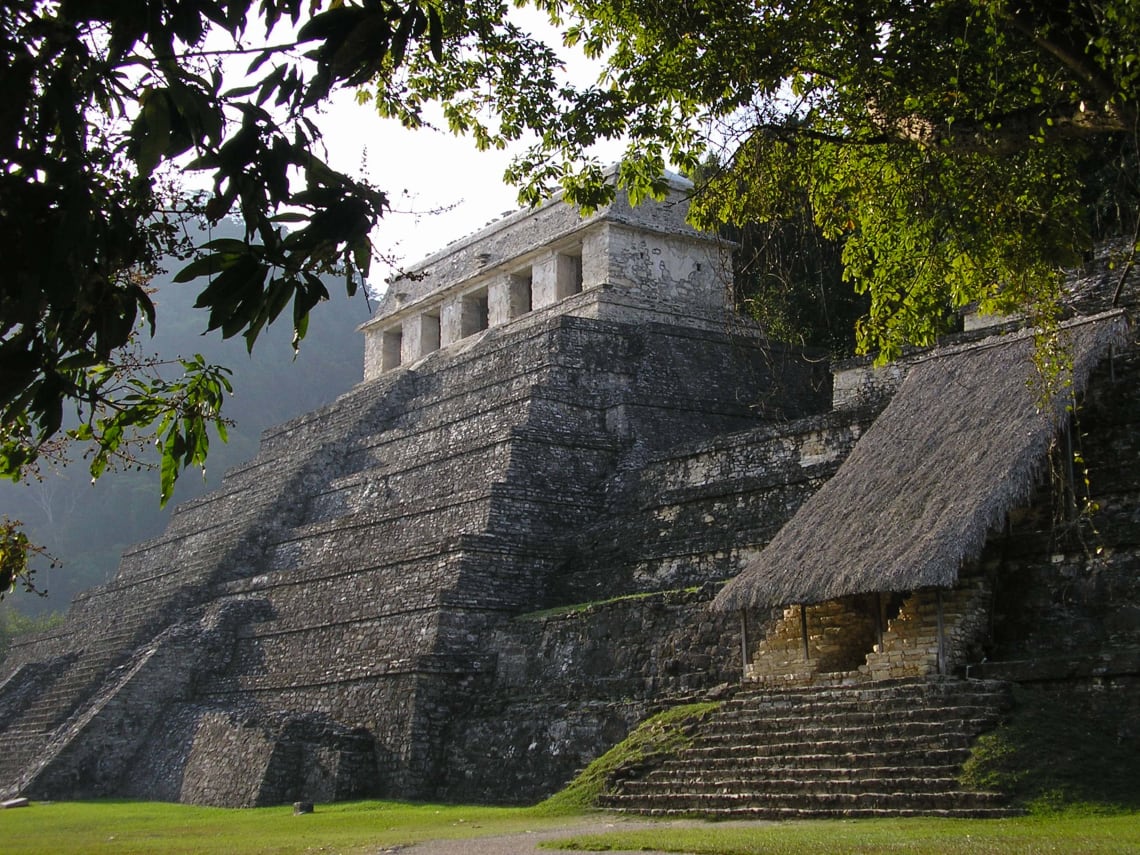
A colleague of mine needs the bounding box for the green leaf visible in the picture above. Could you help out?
[133,89,172,176]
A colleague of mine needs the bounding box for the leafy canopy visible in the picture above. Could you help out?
[503,0,1140,357]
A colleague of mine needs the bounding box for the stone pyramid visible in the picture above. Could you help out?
[0,178,828,805]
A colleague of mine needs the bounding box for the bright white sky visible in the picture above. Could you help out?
[308,8,622,296]
[319,90,534,280]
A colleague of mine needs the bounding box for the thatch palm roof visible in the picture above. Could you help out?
[714,310,1130,613]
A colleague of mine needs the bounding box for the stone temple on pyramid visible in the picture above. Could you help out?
[2,174,1137,814]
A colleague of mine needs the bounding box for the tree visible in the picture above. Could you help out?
[0,0,572,595]
[729,214,865,358]
[1,218,370,613]
[506,0,1139,356]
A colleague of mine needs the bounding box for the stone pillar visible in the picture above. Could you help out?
[402,313,441,363]
[363,329,383,380]
[532,251,583,309]
[531,253,559,310]
[581,227,607,290]
[490,270,534,324]
[401,317,422,365]
[488,275,512,327]
[440,297,463,346]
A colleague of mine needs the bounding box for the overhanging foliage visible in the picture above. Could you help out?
[508,0,1140,357]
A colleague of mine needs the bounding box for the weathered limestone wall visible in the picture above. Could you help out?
[745,597,880,685]
[548,408,867,603]
[439,585,744,803]
[861,580,993,680]
[10,597,265,800]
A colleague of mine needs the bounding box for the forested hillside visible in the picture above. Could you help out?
[2,222,372,617]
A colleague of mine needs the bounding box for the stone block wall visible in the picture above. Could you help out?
[861,579,992,680]
[744,596,880,685]
[549,409,865,603]
[177,711,377,807]
[985,347,1140,664]
[439,584,745,803]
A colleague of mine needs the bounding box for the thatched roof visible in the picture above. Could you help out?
[714,310,1130,612]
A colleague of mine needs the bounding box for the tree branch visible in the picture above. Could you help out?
[872,103,1130,154]
[176,40,306,59]
[999,7,1136,127]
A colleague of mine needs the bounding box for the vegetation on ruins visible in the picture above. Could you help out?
[960,684,1140,812]
[535,701,722,815]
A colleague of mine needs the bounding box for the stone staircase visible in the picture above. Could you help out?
[600,677,1017,818]
[0,627,146,791]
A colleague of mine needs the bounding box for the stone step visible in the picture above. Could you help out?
[603,678,1015,819]
[0,725,60,780]
[0,639,142,785]
[666,752,973,774]
[714,703,1001,729]
[604,804,1023,820]
[681,732,979,760]
[692,718,998,747]
[601,788,1011,812]
[721,693,1009,718]
[727,679,1009,707]
[621,775,967,796]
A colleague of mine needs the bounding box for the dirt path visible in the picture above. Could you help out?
[367,816,701,854]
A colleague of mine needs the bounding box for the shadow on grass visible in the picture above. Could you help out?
[961,682,1140,813]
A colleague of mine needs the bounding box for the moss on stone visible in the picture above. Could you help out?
[514,586,708,622]
[533,701,720,815]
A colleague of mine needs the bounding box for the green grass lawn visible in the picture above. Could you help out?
[544,812,1140,854]
[2,800,1138,855]
[0,799,569,855]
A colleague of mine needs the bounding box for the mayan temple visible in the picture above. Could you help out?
[2,176,1138,815]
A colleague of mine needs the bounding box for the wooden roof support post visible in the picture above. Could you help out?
[875,592,885,651]
[800,604,810,662]
[936,589,946,676]
[738,609,751,677]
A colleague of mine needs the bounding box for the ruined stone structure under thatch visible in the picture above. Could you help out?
[2,178,1138,811]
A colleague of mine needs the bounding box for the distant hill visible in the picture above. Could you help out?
[1,221,373,614]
